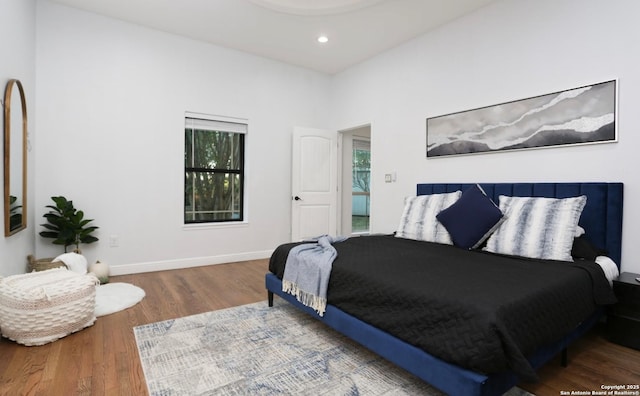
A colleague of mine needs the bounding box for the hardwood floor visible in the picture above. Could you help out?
[1,259,638,395]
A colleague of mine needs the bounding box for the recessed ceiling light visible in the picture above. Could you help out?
[317,35,329,44]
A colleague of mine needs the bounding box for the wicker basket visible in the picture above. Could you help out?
[27,255,67,272]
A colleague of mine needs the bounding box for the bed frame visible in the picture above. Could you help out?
[266,182,623,396]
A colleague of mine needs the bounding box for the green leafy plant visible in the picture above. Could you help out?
[39,196,99,252]
[9,195,23,230]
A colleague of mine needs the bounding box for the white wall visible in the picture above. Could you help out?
[330,0,640,273]
[0,0,36,276]
[35,1,332,274]
[32,0,640,275]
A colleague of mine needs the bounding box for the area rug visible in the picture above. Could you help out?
[94,282,145,317]
[134,299,533,395]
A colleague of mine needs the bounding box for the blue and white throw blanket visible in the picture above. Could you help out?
[282,235,348,317]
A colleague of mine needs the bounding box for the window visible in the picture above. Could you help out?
[184,115,246,224]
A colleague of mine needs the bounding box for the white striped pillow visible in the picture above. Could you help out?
[395,191,461,244]
[483,195,587,261]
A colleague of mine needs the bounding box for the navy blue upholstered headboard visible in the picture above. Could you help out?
[416,183,624,267]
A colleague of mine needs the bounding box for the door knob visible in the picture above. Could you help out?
[294,196,302,201]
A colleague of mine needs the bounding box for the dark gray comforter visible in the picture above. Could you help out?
[269,234,616,381]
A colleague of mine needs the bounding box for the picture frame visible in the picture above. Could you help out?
[426,80,617,158]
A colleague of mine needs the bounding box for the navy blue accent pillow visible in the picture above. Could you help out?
[436,184,504,250]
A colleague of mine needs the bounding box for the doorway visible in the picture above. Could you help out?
[339,125,371,236]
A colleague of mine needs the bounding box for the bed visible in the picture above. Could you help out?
[265,182,624,396]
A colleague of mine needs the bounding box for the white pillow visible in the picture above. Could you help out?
[595,255,619,286]
[396,191,461,244]
[484,195,587,261]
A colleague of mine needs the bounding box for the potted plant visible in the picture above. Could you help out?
[39,196,99,253]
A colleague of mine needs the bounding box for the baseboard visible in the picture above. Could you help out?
[108,249,274,275]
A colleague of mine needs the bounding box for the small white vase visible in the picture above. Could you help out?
[89,260,110,284]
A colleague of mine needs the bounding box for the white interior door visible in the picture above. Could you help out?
[291,127,338,241]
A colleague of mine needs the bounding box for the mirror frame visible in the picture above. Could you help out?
[3,79,28,236]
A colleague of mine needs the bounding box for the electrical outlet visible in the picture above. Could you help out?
[109,235,119,247]
[384,172,397,183]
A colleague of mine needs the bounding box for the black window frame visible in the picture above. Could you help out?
[184,116,246,224]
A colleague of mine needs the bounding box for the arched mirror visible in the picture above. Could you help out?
[3,79,27,236]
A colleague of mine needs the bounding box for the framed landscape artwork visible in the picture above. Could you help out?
[426,80,617,158]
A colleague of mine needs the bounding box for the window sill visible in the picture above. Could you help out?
[182,221,249,231]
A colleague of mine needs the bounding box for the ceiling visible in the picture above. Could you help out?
[48,0,498,74]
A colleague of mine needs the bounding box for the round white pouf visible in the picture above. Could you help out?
[0,268,98,346]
